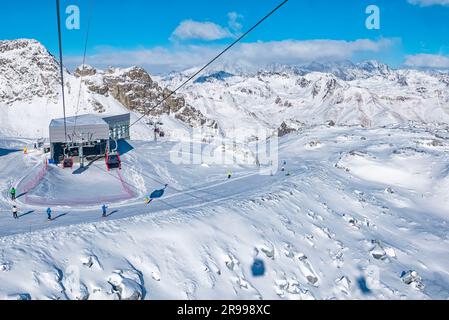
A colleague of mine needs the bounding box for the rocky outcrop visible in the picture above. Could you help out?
[278,121,297,137]
[84,66,216,128]
[0,39,216,130]
[74,64,97,77]
[0,39,60,104]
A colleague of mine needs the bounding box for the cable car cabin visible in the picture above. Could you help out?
[67,147,79,157]
[63,158,74,169]
[106,152,121,171]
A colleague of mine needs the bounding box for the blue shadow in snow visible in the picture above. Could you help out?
[145,185,168,203]
[357,277,372,295]
[17,293,32,301]
[16,192,27,200]
[72,166,89,175]
[117,140,134,156]
[72,158,98,175]
[18,210,34,218]
[0,148,20,157]
[251,259,266,277]
[52,212,69,221]
[106,210,119,217]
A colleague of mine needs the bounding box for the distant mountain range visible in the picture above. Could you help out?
[160,58,449,135]
[1,39,449,139]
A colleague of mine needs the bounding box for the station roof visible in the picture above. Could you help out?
[50,114,107,127]
[49,113,131,144]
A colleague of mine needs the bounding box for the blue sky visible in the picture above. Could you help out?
[2,0,449,73]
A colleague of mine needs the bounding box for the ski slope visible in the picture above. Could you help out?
[1,125,449,300]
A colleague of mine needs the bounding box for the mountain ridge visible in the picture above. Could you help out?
[0,39,215,138]
[1,39,449,139]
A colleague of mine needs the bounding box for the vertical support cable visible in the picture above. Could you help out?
[127,0,289,129]
[73,0,93,138]
[56,0,68,143]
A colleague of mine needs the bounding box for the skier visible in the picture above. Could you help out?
[47,207,52,221]
[10,187,16,201]
[227,170,232,179]
[23,147,28,155]
[12,205,18,219]
[102,204,108,218]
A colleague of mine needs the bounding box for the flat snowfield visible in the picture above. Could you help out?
[1,125,449,300]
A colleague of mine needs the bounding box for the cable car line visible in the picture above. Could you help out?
[72,0,94,139]
[128,0,289,129]
[55,0,68,143]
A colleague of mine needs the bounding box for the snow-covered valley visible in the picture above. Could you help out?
[1,125,449,300]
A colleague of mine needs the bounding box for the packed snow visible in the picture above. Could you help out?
[1,124,449,300]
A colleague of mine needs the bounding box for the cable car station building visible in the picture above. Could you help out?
[49,113,130,163]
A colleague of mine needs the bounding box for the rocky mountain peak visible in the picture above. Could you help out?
[0,38,47,54]
[82,65,215,127]
[356,60,392,77]
[74,64,97,77]
[0,39,215,130]
[0,39,60,104]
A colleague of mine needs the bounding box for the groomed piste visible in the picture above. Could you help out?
[17,164,136,207]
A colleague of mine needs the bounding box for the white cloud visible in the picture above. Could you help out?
[408,0,449,7]
[66,38,398,74]
[170,12,244,42]
[171,20,233,41]
[232,39,396,66]
[227,12,244,33]
[405,54,449,68]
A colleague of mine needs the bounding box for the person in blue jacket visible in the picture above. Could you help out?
[102,204,108,218]
[47,208,52,221]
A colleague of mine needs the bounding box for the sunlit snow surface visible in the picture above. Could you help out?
[0,125,449,300]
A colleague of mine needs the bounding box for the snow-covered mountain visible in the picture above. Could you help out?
[0,39,214,139]
[2,39,449,301]
[160,61,449,136]
[0,39,60,104]
[1,38,449,140]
